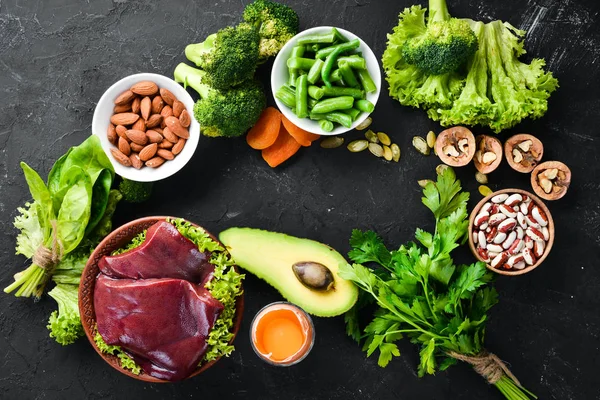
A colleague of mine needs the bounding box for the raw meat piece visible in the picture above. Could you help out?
[99,221,214,284]
[94,275,224,381]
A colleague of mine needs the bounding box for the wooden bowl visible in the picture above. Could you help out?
[78,216,245,382]
[468,189,555,276]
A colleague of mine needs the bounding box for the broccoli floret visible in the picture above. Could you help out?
[47,284,84,346]
[243,0,299,61]
[174,63,266,138]
[401,0,477,75]
[119,179,153,203]
[185,23,260,89]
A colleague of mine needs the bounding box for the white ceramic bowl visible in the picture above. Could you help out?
[271,26,381,136]
[92,73,200,182]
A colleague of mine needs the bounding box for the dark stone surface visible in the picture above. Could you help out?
[1,0,599,399]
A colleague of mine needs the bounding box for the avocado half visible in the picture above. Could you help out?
[219,228,358,317]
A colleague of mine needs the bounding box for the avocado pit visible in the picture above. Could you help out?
[292,261,335,291]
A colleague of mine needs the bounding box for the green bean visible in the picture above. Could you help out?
[316,39,360,60]
[287,57,316,70]
[307,58,324,84]
[355,99,375,113]
[356,68,377,93]
[339,62,360,88]
[330,69,342,84]
[308,97,318,109]
[343,108,361,120]
[296,75,309,118]
[337,55,366,69]
[288,46,305,87]
[318,119,334,132]
[321,47,344,88]
[297,31,336,45]
[332,27,349,43]
[276,86,296,109]
[312,96,354,114]
[321,86,365,99]
[310,111,353,128]
[308,85,325,100]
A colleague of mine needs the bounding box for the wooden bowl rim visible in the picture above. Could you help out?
[530,161,572,201]
[467,189,555,276]
[78,216,245,383]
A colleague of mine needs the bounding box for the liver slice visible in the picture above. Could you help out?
[98,221,214,284]
[94,275,224,381]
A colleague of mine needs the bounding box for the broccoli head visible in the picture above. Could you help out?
[401,0,477,75]
[174,63,266,138]
[243,0,299,61]
[47,283,84,345]
[185,23,260,89]
[119,179,153,203]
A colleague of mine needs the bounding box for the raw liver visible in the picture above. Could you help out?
[94,275,224,381]
[99,221,214,284]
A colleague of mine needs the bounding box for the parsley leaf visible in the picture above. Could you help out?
[348,229,392,267]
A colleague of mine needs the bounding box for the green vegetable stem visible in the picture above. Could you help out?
[339,62,360,88]
[288,46,305,87]
[318,119,334,132]
[316,38,360,60]
[307,58,325,84]
[276,85,297,109]
[307,85,325,100]
[287,57,317,70]
[297,31,336,45]
[312,96,355,114]
[355,99,375,113]
[356,68,377,93]
[295,75,309,118]
[321,86,365,99]
[337,55,366,69]
[309,111,353,128]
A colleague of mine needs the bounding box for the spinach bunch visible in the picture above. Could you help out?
[340,167,535,400]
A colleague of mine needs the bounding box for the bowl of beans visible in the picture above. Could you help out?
[468,189,555,276]
[271,26,381,136]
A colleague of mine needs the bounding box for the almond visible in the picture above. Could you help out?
[132,118,146,132]
[114,90,136,105]
[146,130,163,143]
[165,116,189,139]
[162,127,179,143]
[145,156,165,168]
[131,97,141,114]
[139,143,158,161]
[140,96,151,120]
[129,153,143,169]
[115,125,127,139]
[151,96,164,114]
[157,149,174,160]
[179,109,191,128]
[131,81,158,96]
[172,138,186,155]
[111,113,139,126]
[126,129,148,145]
[153,127,163,134]
[160,88,176,106]
[118,137,131,156]
[161,105,174,119]
[130,142,145,152]
[111,148,132,167]
[159,139,174,149]
[146,114,162,128]
[172,100,185,118]
[107,123,117,145]
[113,103,131,113]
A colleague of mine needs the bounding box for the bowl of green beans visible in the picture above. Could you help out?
[271,26,381,135]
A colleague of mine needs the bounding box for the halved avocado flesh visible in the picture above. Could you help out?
[219,228,358,317]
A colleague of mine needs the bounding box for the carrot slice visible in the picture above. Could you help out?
[246,107,282,150]
[281,115,320,147]
[261,124,302,168]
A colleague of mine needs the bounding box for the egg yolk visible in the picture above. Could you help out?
[254,308,307,362]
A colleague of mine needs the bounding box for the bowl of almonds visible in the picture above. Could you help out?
[468,188,555,276]
[92,73,200,182]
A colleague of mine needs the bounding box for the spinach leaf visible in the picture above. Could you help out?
[59,136,114,184]
[20,162,54,238]
[85,168,112,235]
[47,148,73,196]
[56,171,93,254]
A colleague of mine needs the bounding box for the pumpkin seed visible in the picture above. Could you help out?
[347,140,369,153]
[377,132,391,146]
[391,143,401,162]
[355,117,372,131]
[475,171,488,184]
[383,145,393,161]
[365,130,379,143]
[368,143,384,157]
[412,136,430,155]
[478,185,493,197]
[426,131,437,148]
[320,136,344,149]
[418,179,433,188]
[436,164,449,175]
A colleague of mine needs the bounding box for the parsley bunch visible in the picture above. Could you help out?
[339,167,535,399]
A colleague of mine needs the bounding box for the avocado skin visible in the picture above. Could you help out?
[219,227,358,317]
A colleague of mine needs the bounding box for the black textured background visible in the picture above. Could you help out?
[1,0,599,399]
